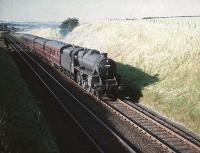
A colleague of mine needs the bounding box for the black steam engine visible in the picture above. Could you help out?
[62,47,121,96]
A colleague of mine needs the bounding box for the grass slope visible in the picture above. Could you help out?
[0,43,58,153]
[63,19,200,135]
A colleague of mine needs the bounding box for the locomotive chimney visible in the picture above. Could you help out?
[101,53,107,58]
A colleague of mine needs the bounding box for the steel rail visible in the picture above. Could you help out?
[95,98,176,152]
[12,33,200,152]
[115,99,200,152]
[123,99,200,149]
[11,34,173,152]
[7,38,105,153]
[7,35,136,153]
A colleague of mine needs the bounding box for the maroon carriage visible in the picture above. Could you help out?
[44,40,68,66]
[20,34,37,50]
[33,37,50,57]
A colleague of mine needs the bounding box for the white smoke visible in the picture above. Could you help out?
[24,27,62,40]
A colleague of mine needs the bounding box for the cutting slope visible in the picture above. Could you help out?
[27,19,200,135]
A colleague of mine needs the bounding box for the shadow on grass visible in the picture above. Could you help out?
[117,63,159,102]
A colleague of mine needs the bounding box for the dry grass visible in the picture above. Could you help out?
[65,19,200,135]
[27,18,200,135]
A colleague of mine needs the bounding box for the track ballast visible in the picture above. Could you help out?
[7,33,200,153]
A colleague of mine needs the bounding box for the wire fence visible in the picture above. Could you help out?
[101,17,200,30]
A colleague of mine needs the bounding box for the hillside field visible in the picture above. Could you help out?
[27,17,200,135]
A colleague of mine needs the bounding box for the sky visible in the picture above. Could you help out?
[0,0,200,22]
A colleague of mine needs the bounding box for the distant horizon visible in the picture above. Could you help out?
[1,15,200,23]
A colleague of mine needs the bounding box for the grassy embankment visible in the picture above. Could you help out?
[0,36,58,153]
[62,18,200,135]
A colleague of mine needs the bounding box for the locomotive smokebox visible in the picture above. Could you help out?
[99,59,116,77]
[101,53,107,58]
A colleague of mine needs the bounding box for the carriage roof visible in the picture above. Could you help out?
[45,40,70,50]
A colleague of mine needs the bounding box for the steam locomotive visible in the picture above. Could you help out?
[18,33,122,97]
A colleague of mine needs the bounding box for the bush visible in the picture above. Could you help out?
[59,18,79,36]
[0,47,58,153]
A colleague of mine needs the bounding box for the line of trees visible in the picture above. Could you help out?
[59,18,79,36]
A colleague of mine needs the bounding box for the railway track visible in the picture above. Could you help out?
[53,51,200,152]
[100,99,200,153]
[64,71,200,153]
[7,33,200,153]
[125,100,200,148]
[7,34,136,153]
